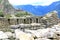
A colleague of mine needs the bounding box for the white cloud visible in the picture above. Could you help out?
[8,0,59,6]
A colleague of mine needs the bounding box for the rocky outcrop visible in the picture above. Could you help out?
[15,29,34,40]
[24,24,60,40]
[0,0,32,15]
[0,0,16,14]
[41,11,59,28]
[0,24,60,40]
[0,31,8,39]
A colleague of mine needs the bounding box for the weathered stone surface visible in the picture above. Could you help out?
[1,24,60,40]
[35,38,50,40]
[24,24,60,39]
[0,31,8,39]
[52,25,60,31]
[2,39,10,40]
[5,32,13,38]
[41,11,59,28]
[10,25,19,29]
[15,29,34,40]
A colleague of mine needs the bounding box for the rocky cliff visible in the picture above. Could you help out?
[0,0,16,14]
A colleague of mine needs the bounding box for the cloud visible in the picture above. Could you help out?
[8,0,59,6]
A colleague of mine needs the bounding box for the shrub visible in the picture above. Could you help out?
[0,11,4,17]
[4,14,12,19]
[15,12,32,17]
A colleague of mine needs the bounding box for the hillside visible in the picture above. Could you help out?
[0,0,32,16]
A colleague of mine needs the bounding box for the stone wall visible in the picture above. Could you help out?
[0,12,59,29]
[0,16,42,27]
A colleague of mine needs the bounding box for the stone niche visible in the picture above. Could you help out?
[0,16,42,28]
[0,12,59,29]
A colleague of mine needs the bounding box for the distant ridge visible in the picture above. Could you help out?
[14,1,60,16]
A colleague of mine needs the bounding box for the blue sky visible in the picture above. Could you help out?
[8,0,59,6]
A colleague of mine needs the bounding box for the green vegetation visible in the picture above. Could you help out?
[0,10,4,17]
[0,0,32,17]
[4,14,12,19]
[15,12,32,17]
[0,0,2,3]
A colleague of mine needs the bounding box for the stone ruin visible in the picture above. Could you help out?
[0,11,60,40]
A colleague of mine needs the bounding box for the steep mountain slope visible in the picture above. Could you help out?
[0,0,32,16]
[0,0,16,14]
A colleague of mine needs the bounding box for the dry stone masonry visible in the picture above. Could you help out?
[0,9,60,40]
[0,24,60,40]
[0,11,59,29]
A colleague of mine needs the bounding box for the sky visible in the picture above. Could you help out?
[8,0,59,6]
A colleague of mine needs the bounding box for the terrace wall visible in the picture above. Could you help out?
[0,17,42,27]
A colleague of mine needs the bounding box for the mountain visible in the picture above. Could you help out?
[14,1,60,16]
[0,0,32,16]
[0,0,16,14]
